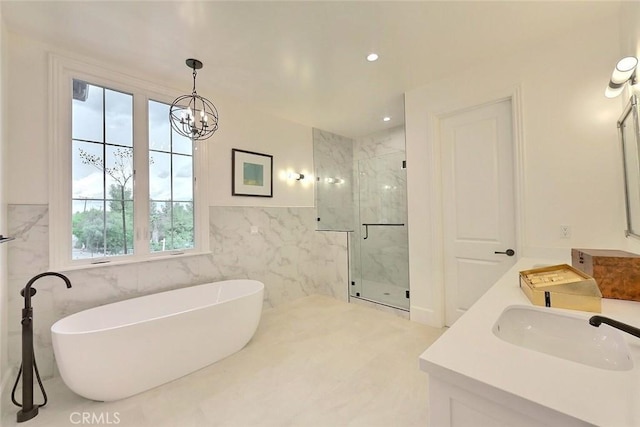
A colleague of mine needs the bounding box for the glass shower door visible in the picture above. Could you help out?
[351,152,409,310]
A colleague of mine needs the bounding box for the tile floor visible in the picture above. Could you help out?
[2,295,444,427]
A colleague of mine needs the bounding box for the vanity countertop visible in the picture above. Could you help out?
[419,257,640,427]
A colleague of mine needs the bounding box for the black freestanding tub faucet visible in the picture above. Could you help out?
[12,272,71,423]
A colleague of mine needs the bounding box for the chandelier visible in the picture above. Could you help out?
[169,58,219,141]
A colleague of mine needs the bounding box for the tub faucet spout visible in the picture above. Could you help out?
[21,272,72,310]
[589,315,640,339]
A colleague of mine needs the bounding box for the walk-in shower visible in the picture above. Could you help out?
[350,130,409,310]
[312,126,410,311]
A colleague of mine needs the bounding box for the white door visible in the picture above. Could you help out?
[441,99,516,326]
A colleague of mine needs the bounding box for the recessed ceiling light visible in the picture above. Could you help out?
[383,116,391,122]
[366,53,379,62]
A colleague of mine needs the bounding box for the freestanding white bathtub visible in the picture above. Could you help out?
[51,279,264,401]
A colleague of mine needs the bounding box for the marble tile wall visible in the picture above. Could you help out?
[209,206,348,308]
[312,128,354,231]
[354,125,406,160]
[358,152,407,225]
[7,204,348,379]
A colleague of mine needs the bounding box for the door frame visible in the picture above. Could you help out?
[423,87,525,327]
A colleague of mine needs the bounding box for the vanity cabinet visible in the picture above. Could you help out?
[427,374,589,427]
[419,258,640,427]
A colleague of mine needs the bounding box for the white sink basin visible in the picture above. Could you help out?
[493,305,633,371]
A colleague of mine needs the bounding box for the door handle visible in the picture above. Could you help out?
[494,249,515,256]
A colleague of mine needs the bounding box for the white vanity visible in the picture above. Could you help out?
[419,258,640,427]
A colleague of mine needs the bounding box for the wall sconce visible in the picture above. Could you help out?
[605,56,638,98]
[324,177,344,184]
[288,172,305,181]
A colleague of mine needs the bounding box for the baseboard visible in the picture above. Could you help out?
[410,305,444,328]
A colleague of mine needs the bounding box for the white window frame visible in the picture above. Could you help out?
[49,54,209,270]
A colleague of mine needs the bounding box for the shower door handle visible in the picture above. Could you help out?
[362,223,405,240]
[494,249,515,256]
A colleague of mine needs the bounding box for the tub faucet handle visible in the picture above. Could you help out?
[21,315,32,326]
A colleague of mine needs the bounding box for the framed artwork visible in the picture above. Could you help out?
[231,149,273,197]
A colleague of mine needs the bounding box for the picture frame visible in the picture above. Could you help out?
[232,149,273,197]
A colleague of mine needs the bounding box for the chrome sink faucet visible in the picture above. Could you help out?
[589,315,640,339]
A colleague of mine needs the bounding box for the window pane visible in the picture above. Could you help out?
[148,100,196,254]
[171,202,194,250]
[105,146,134,199]
[172,130,192,155]
[148,202,194,252]
[149,151,171,200]
[173,154,193,201]
[72,81,103,142]
[106,199,134,256]
[105,89,133,147]
[71,200,105,259]
[149,100,170,152]
[73,140,104,200]
[150,201,171,252]
[71,80,135,261]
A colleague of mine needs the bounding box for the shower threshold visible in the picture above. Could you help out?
[350,295,410,312]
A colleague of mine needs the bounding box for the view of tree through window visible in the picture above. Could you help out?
[148,100,194,252]
[71,81,195,261]
[72,80,134,259]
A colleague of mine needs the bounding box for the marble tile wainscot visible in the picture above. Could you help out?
[6,204,348,380]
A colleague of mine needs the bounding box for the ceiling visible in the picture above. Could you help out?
[0,1,622,138]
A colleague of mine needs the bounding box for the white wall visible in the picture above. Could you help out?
[406,17,625,326]
[6,33,49,204]
[6,32,315,208]
[0,5,8,417]
[209,104,314,208]
[620,1,640,58]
